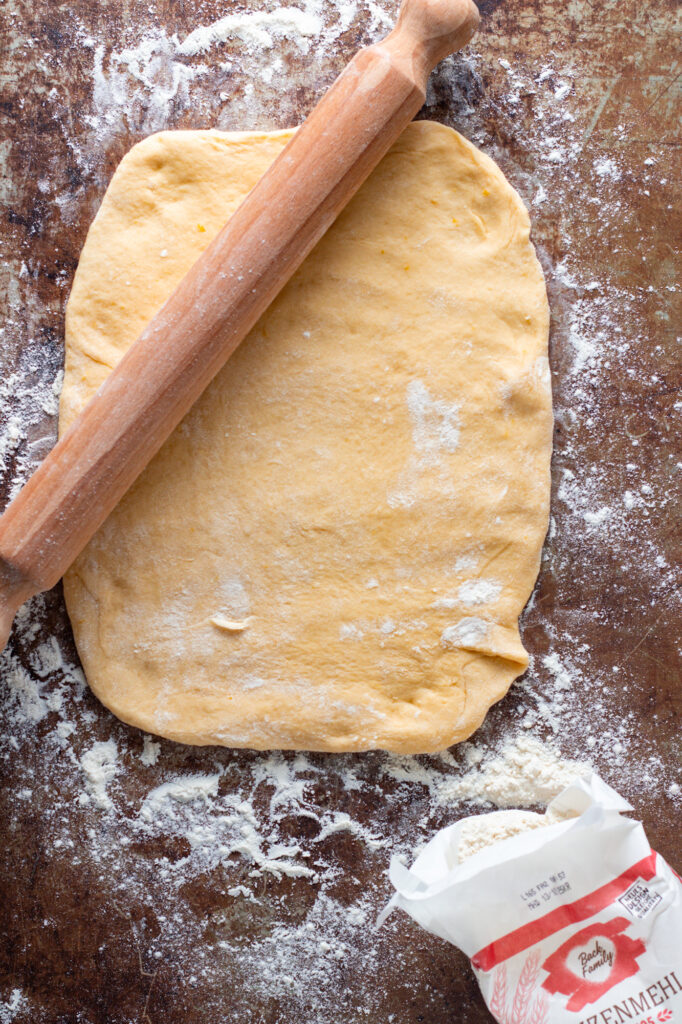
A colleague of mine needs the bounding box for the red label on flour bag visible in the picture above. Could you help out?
[382,776,682,1023]
[540,917,646,1009]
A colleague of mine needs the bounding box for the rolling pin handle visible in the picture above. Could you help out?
[386,0,480,80]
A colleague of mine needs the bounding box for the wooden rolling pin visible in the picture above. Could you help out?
[0,0,479,652]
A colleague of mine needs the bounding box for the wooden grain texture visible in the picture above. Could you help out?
[0,0,478,649]
[0,1,680,1022]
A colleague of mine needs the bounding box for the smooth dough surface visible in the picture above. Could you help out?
[61,121,552,753]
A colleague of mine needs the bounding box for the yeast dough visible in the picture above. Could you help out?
[61,121,552,753]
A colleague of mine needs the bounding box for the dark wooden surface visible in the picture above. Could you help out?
[0,1,680,1022]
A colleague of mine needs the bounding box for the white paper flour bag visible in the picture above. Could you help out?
[383,775,682,1023]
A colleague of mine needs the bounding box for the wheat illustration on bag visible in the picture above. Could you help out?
[490,964,510,1022]
[511,953,542,1024]
[488,954,547,1024]
[528,989,549,1024]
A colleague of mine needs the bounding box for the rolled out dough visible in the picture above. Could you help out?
[61,121,552,753]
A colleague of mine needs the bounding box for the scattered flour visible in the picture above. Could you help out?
[440,735,590,808]
[140,733,161,766]
[0,364,63,502]
[583,505,611,526]
[83,0,396,147]
[315,811,388,851]
[140,773,221,819]
[91,33,206,142]
[0,989,29,1024]
[80,739,119,810]
[133,767,315,880]
[593,156,622,181]
[2,651,50,724]
[178,7,323,56]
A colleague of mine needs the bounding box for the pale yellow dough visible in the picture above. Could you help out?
[61,121,552,753]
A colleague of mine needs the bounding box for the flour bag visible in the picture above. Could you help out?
[383,775,682,1023]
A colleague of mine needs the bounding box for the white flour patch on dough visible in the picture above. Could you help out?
[406,379,460,462]
[441,617,490,648]
[457,579,502,606]
[340,622,364,640]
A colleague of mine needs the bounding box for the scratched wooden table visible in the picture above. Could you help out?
[1,1,680,1022]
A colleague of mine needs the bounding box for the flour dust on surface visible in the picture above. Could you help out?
[0,0,679,1021]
